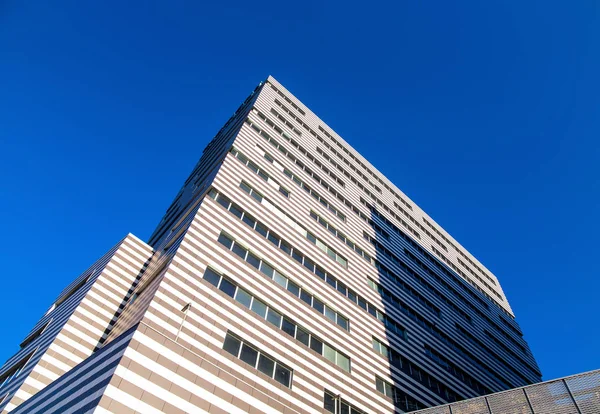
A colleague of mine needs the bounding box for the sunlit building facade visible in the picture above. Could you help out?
[0,76,542,413]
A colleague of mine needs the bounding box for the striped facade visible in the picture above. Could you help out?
[0,234,153,413]
[0,76,545,413]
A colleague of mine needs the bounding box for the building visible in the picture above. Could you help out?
[407,368,600,413]
[0,76,543,413]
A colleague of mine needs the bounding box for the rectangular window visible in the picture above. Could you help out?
[214,230,350,332]
[0,351,35,388]
[223,331,293,388]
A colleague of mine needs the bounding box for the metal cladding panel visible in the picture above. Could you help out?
[410,407,452,414]
[565,371,600,413]
[449,398,490,414]
[486,389,532,414]
[408,369,600,414]
[525,380,579,413]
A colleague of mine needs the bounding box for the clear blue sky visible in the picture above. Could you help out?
[1,1,598,382]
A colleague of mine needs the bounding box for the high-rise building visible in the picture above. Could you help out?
[0,76,542,414]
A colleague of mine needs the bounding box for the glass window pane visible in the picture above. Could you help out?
[337,315,348,330]
[257,354,275,377]
[260,262,274,278]
[324,392,336,413]
[203,268,221,287]
[256,223,268,237]
[242,213,256,228]
[246,252,261,269]
[336,281,347,295]
[229,204,243,218]
[258,170,269,182]
[273,271,287,288]
[247,161,259,173]
[292,250,303,264]
[251,298,267,318]
[358,298,367,310]
[234,288,252,309]
[324,306,336,322]
[338,353,350,372]
[223,334,241,357]
[232,243,247,260]
[217,233,233,249]
[266,308,282,328]
[279,187,290,198]
[240,181,252,194]
[323,344,336,363]
[300,290,312,306]
[287,280,300,297]
[341,402,350,414]
[303,257,315,272]
[218,278,236,298]
[310,337,323,354]
[385,381,393,397]
[313,267,325,281]
[217,195,231,209]
[267,232,280,246]
[274,365,291,388]
[376,377,385,394]
[251,191,262,202]
[281,318,296,337]
[280,240,292,255]
[326,275,337,289]
[296,327,310,346]
[239,343,258,367]
[326,248,336,260]
[316,239,327,252]
[312,298,324,313]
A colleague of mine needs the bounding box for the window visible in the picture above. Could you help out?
[214,229,350,331]
[229,147,290,198]
[204,267,351,372]
[372,337,464,403]
[19,321,51,349]
[53,272,92,309]
[323,390,366,414]
[222,331,293,388]
[424,345,491,395]
[0,350,35,388]
[374,377,427,412]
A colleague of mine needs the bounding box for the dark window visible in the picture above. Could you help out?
[219,278,237,298]
[240,344,258,367]
[274,365,291,387]
[217,233,234,249]
[246,252,261,269]
[203,268,221,287]
[266,308,282,328]
[287,281,300,296]
[232,243,246,259]
[296,327,310,346]
[257,355,275,377]
[242,214,256,228]
[312,298,324,313]
[310,337,323,354]
[282,318,296,337]
[223,334,241,356]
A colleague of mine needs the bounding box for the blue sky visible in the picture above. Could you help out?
[0,1,598,381]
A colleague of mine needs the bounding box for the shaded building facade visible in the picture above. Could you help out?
[0,76,542,413]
